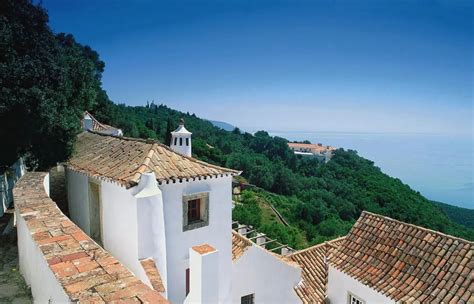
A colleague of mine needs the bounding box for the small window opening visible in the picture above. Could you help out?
[241,294,255,304]
[187,199,201,223]
[186,138,189,146]
[174,137,177,145]
[186,268,190,296]
[180,138,183,146]
[348,293,365,304]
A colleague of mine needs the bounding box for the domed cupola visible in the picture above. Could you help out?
[170,118,192,157]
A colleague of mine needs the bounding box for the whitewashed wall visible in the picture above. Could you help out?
[231,245,302,304]
[16,174,70,303]
[100,179,150,284]
[327,266,395,304]
[66,170,149,285]
[66,170,90,234]
[159,175,233,304]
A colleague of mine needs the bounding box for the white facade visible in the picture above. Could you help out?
[327,266,394,304]
[231,245,302,304]
[66,168,233,303]
[170,121,192,157]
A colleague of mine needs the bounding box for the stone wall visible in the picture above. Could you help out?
[13,172,168,303]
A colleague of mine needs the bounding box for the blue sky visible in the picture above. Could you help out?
[42,0,473,135]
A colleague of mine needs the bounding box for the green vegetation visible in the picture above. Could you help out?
[2,0,472,248]
[432,201,474,230]
[1,0,107,169]
[93,102,474,243]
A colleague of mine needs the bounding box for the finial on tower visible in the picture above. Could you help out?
[180,118,185,125]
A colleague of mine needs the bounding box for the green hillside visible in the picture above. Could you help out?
[432,201,474,229]
[3,0,472,250]
[91,102,474,243]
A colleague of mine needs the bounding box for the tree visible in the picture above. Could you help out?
[0,0,104,168]
[165,117,173,146]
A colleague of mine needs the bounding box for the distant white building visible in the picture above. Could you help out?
[288,142,336,162]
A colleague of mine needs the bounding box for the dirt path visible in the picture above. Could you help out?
[0,229,32,304]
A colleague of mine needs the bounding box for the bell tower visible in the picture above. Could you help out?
[170,118,192,157]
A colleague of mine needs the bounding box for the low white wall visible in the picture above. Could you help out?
[66,170,90,234]
[16,175,70,303]
[327,266,395,304]
[232,245,302,304]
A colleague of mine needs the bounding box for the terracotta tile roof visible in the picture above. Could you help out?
[81,111,121,135]
[68,131,238,188]
[140,258,165,293]
[232,231,252,261]
[13,172,168,303]
[288,237,346,304]
[330,211,474,303]
[192,244,216,255]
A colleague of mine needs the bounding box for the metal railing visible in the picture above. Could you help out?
[232,221,295,256]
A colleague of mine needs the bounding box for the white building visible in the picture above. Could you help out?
[65,120,305,303]
[288,142,336,163]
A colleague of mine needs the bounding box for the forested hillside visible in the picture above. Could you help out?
[91,102,474,243]
[433,201,474,230]
[2,0,472,248]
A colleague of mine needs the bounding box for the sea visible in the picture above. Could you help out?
[270,132,473,209]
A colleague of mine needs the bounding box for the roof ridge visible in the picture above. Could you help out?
[360,210,474,244]
[130,143,157,184]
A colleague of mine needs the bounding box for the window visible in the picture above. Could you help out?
[183,192,209,231]
[348,293,365,304]
[180,138,183,146]
[186,138,189,146]
[241,294,254,304]
[187,199,201,223]
[174,137,177,145]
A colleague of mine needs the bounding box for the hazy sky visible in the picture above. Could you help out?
[43,0,473,135]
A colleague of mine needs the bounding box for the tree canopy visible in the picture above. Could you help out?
[0,0,104,169]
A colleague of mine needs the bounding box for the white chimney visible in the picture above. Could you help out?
[83,113,93,131]
[184,244,219,304]
[170,118,192,157]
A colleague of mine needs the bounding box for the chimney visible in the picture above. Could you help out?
[83,113,93,131]
[184,244,219,304]
[170,118,192,157]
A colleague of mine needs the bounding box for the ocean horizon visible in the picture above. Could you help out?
[270,131,473,210]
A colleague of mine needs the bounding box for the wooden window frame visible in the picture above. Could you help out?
[187,199,201,223]
[183,192,209,232]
